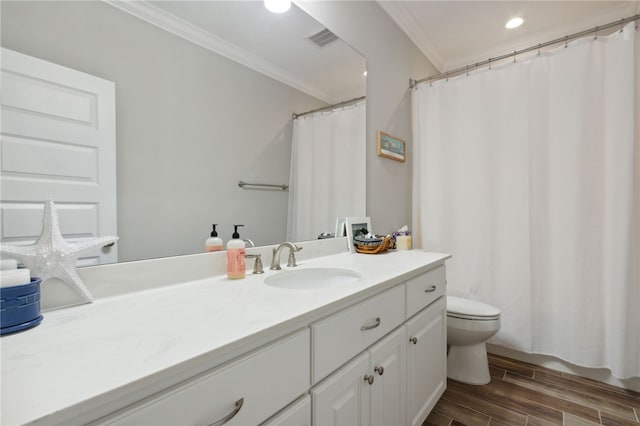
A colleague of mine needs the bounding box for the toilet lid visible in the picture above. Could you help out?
[447,296,500,320]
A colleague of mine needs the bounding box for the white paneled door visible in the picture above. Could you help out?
[1,48,117,265]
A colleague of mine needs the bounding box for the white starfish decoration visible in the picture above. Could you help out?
[0,199,118,303]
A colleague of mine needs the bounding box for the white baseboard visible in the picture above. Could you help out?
[487,344,640,393]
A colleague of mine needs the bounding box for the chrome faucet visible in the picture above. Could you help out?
[270,242,303,270]
[243,239,256,248]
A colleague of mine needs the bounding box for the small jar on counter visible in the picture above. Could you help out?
[393,231,412,250]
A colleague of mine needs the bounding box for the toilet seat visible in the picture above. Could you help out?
[447,296,500,321]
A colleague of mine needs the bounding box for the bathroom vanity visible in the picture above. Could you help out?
[1,241,450,426]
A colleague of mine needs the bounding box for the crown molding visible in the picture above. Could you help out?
[103,0,334,103]
[377,1,444,72]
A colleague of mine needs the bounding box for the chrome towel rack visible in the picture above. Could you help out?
[238,181,288,191]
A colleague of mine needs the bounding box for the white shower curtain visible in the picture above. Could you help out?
[413,24,639,379]
[287,101,366,242]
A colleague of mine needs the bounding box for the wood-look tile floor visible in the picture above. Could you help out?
[424,353,640,426]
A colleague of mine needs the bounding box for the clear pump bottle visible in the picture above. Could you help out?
[205,224,224,252]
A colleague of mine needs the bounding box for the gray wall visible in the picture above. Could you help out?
[1,1,326,261]
[299,1,437,235]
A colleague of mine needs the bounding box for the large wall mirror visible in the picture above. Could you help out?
[1,1,366,263]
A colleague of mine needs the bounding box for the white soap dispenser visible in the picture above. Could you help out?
[227,225,246,279]
[205,224,224,252]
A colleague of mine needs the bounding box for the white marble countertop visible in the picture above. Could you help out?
[1,249,449,426]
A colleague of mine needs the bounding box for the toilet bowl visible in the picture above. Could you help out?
[446,296,501,385]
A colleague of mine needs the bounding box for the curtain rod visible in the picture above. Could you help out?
[238,181,288,191]
[292,96,366,120]
[410,14,639,89]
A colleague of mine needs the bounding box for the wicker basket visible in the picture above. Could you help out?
[354,236,393,254]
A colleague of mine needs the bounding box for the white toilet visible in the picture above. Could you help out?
[446,296,501,385]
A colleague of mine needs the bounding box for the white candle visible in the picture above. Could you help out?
[396,235,412,250]
[0,269,32,288]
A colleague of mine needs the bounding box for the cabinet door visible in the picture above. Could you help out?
[369,326,407,426]
[312,353,371,426]
[406,297,446,426]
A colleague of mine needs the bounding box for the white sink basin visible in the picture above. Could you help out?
[264,268,362,290]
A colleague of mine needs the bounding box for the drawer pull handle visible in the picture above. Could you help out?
[409,337,418,345]
[360,317,381,331]
[207,397,244,426]
[424,285,437,293]
[374,366,384,375]
[364,374,375,385]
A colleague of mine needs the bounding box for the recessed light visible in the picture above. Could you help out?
[264,0,291,13]
[505,17,524,29]
[363,70,367,77]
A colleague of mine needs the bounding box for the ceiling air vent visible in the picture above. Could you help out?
[307,28,338,48]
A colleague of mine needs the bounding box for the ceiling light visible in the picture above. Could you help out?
[505,17,524,29]
[363,70,367,77]
[264,0,291,13]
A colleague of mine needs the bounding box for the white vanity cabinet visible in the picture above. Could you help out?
[2,250,451,426]
[101,329,310,426]
[311,264,447,426]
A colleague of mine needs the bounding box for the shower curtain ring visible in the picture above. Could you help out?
[537,44,541,56]
[488,58,492,70]
[466,65,469,77]
[594,26,599,40]
[564,36,569,48]
[513,51,517,63]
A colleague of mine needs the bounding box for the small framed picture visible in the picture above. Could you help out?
[377,131,405,163]
[345,217,372,253]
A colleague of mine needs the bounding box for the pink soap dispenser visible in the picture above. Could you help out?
[226,225,246,279]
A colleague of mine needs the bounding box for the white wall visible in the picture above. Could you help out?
[1,1,327,261]
[298,1,438,235]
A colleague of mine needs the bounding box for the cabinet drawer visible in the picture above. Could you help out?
[261,395,310,426]
[105,329,310,426]
[312,285,405,383]
[406,266,445,319]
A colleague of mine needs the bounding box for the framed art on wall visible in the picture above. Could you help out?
[377,131,405,162]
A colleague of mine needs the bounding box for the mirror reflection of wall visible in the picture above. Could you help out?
[0,1,366,263]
